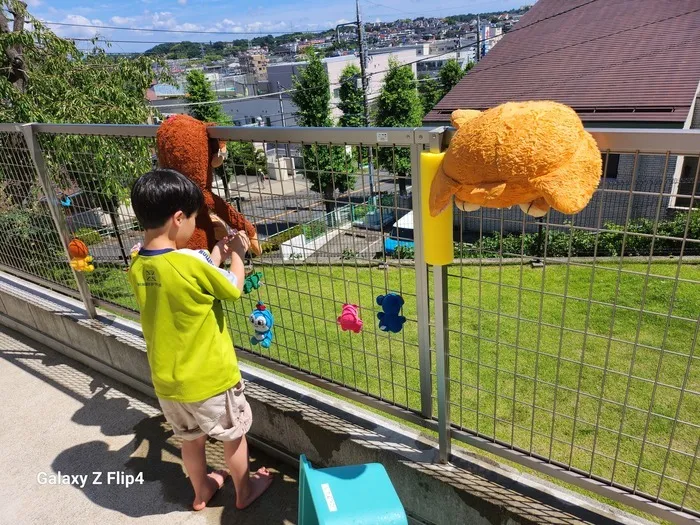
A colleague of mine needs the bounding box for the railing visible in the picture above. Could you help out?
[0,122,699,524]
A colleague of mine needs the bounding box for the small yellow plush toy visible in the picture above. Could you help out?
[429,101,602,218]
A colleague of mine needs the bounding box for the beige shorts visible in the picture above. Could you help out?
[159,381,252,441]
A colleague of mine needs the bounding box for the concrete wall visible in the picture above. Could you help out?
[150,97,298,127]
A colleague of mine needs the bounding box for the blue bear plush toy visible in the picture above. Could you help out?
[376,293,406,333]
[250,301,274,348]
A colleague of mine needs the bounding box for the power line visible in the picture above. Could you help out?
[33,19,334,36]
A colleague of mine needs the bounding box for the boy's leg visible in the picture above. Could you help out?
[223,435,273,509]
[181,435,229,511]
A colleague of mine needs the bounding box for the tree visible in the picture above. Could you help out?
[439,58,466,98]
[374,59,422,195]
[185,69,237,197]
[290,50,354,212]
[337,64,364,128]
[417,74,442,116]
[0,1,167,262]
[185,70,230,124]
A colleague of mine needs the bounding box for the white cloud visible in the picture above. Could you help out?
[177,0,187,4]
[151,11,177,29]
[110,16,136,25]
[177,22,201,31]
[211,18,290,34]
[54,15,109,39]
[25,0,42,7]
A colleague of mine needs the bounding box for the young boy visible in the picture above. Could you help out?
[128,168,272,511]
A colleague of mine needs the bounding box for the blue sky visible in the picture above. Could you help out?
[25,0,526,52]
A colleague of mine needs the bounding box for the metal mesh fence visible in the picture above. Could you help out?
[34,131,154,312]
[0,130,79,296]
[220,138,423,413]
[445,150,700,512]
[0,123,699,521]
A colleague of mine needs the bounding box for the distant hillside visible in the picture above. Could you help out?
[144,32,331,59]
[143,6,531,59]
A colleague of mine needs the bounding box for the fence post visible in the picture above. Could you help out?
[20,124,97,319]
[410,134,432,419]
[427,128,452,463]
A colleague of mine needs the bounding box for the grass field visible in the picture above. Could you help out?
[87,260,700,512]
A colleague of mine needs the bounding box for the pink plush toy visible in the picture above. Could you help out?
[338,304,363,333]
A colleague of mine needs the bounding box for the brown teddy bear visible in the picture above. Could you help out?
[156,114,261,255]
[429,101,602,218]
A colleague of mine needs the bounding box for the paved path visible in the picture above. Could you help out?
[0,326,298,525]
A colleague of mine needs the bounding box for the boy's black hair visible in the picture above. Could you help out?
[131,169,203,229]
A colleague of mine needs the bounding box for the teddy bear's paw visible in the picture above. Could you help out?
[455,200,481,212]
[519,202,549,218]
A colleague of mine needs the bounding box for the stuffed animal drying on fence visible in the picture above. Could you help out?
[429,101,602,218]
[250,301,274,348]
[338,303,363,333]
[156,114,262,255]
[376,293,406,333]
[68,239,94,272]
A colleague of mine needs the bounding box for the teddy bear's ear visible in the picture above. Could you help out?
[451,110,481,130]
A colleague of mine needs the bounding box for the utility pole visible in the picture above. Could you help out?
[355,0,376,202]
[278,81,290,157]
[336,2,376,201]
[277,81,286,128]
[476,15,481,62]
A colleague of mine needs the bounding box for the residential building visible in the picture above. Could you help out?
[425,0,700,232]
[417,36,478,77]
[241,51,269,83]
[480,24,502,57]
[268,48,418,121]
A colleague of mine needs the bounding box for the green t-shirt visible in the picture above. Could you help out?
[128,247,242,402]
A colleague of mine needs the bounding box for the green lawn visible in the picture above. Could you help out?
[89,260,700,512]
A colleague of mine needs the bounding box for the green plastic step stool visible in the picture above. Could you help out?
[298,454,408,525]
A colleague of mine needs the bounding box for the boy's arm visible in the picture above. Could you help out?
[183,250,242,301]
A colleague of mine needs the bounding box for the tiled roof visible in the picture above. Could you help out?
[425,0,700,125]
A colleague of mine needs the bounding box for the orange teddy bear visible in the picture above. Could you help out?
[156,114,262,255]
[429,101,602,218]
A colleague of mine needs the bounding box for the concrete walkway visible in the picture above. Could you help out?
[0,327,298,525]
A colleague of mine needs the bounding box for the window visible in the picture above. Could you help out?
[602,153,620,179]
[675,156,700,208]
[332,88,341,99]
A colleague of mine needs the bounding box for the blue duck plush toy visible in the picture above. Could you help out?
[250,301,274,348]
[376,293,406,333]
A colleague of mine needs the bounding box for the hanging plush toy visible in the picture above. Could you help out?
[429,101,602,218]
[243,271,264,295]
[376,293,406,333]
[250,301,274,348]
[68,239,94,272]
[338,304,363,333]
[156,114,262,255]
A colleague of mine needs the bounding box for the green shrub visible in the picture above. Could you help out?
[452,210,700,260]
[302,220,327,241]
[259,225,302,254]
[74,227,102,246]
[391,245,415,259]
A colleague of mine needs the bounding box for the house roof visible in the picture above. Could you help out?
[425,0,700,126]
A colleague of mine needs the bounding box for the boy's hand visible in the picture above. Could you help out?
[225,231,251,258]
[216,230,249,255]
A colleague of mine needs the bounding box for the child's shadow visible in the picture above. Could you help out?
[51,382,194,517]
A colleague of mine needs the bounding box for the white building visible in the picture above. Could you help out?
[267,48,418,121]
[480,25,503,56]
